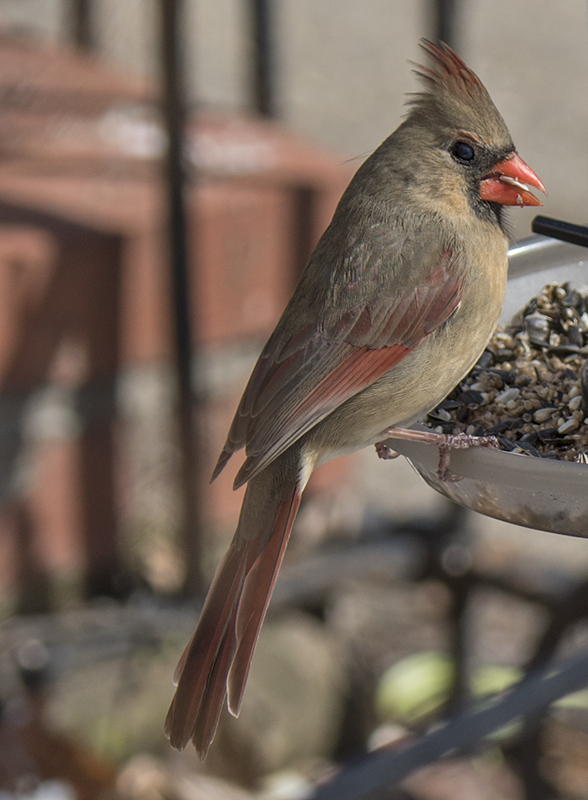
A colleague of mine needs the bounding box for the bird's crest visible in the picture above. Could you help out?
[407,39,508,145]
[412,40,486,100]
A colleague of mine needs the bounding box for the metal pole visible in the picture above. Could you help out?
[71,0,94,50]
[251,0,275,116]
[160,0,205,598]
[431,0,460,49]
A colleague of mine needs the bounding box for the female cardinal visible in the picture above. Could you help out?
[165,40,545,755]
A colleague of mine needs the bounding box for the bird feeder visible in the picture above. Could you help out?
[385,221,588,537]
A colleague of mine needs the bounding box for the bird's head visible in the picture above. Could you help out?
[405,40,545,225]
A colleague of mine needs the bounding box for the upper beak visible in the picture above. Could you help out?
[479,153,546,207]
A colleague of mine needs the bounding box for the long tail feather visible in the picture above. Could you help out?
[228,487,301,715]
[165,454,303,757]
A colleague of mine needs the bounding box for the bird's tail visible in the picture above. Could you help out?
[164,454,303,757]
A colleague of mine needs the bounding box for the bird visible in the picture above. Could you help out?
[165,39,545,756]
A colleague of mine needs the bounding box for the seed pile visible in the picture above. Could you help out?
[425,281,588,462]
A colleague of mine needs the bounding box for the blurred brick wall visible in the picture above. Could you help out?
[0,36,353,599]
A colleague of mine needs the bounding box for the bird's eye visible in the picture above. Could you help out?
[452,140,476,163]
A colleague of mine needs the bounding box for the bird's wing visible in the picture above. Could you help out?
[215,235,464,488]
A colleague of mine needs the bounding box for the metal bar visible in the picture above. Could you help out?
[160,0,205,598]
[251,0,275,116]
[431,0,460,48]
[532,215,588,249]
[312,646,588,800]
[71,0,94,50]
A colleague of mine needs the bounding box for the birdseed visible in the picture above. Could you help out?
[425,281,588,463]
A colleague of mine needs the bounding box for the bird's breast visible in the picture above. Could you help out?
[306,222,508,461]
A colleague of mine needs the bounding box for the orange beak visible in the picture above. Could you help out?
[479,153,546,207]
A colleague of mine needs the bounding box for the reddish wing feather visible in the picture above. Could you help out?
[233,343,415,487]
[215,248,462,488]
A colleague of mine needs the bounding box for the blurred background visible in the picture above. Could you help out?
[1,1,588,799]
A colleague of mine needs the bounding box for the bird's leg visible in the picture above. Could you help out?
[375,427,498,482]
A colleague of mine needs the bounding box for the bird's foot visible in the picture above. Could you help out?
[435,433,498,482]
[376,427,498,482]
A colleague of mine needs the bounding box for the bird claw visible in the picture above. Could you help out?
[436,433,498,481]
[375,441,400,460]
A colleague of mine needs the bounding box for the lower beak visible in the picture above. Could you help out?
[479,153,546,207]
